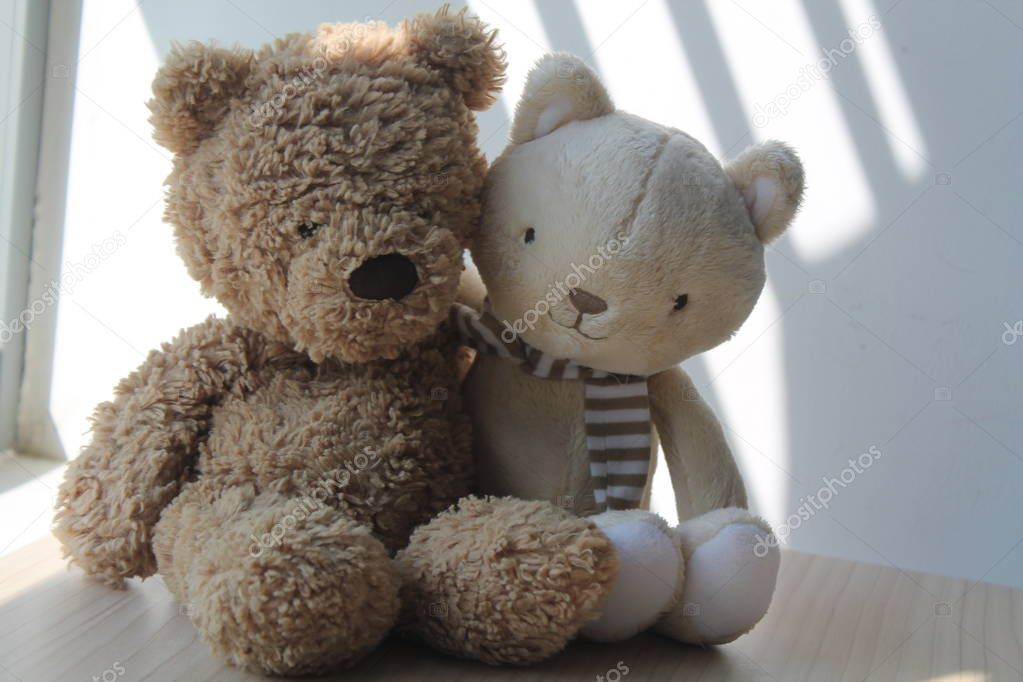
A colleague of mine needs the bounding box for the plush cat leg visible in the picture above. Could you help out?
[656,507,780,644]
[578,510,683,641]
[646,367,781,643]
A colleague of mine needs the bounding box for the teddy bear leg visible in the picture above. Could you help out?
[394,496,618,665]
[153,481,400,675]
[655,507,780,645]
[577,510,683,642]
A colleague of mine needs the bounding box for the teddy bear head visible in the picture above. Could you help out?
[473,53,804,376]
[149,8,504,363]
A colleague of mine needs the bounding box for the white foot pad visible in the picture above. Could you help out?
[677,523,780,642]
[580,518,680,641]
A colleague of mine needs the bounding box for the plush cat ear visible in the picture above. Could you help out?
[726,141,805,244]
[404,6,506,111]
[148,42,253,155]
[510,53,614,145]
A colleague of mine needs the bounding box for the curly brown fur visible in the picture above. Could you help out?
[160,12,504,364]
[395,496,618,664]
[53,317,277,586]
[154,482,401,674]
[405,6,506,110]
[54,7,504,675]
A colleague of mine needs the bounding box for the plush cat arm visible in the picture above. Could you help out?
[54,316,277,586]
[456,257,487,311]
[648,366,747,521]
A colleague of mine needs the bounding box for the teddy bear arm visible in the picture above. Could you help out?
[648,366,748,522]
[54,316,269,586]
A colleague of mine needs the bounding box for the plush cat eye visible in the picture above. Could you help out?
[524,227,535,244]
[673,294,689,311]
[298,223,322,239]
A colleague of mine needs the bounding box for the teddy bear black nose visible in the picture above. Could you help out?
[348,253,419,301]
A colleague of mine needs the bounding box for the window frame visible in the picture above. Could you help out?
[1,0,82,459]
[0,0,50,453]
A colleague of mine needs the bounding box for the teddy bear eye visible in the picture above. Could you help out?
[417,210,433,221]
[524,227,535,244]
[673,294,689,311]
[298,223,322,239]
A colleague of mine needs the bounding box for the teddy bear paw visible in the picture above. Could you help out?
[175,496,401,676]
[395,496,618,664]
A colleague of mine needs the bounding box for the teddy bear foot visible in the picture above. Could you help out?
[395,496,618,665]
[155,485,400,675]
[578,510,682,642]
[656,507,779,645]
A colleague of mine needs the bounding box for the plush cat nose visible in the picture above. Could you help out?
[568,288,607,315]
[348,253,418,301]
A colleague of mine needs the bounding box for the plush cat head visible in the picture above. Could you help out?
[473,53,803,376]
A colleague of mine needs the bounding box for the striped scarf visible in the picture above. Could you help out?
[451,302,651,512]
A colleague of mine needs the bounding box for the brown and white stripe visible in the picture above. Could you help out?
[451,303,651,512]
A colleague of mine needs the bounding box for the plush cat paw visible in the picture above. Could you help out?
[656,508,779,644]
[579,510,683,642]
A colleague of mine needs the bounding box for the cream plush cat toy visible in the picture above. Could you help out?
[445,53,804,653]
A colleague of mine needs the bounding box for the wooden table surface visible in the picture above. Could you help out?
[0,536,1020,682]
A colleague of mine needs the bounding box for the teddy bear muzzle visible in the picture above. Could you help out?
[348,253,419,301]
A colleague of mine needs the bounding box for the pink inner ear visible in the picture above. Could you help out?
[535,95,575,138]
[744,175,778,229]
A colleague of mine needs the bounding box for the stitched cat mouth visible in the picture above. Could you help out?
[548,311,609,341]
[574,328,608,341]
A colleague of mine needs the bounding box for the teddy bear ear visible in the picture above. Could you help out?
[510,53,614,145]
[404,6,506,111]
[725,141,805,244]
[148,41,253,155]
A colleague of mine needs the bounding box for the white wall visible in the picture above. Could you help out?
[24,0,1023,587]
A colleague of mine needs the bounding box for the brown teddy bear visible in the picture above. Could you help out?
[53,8,514,675]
